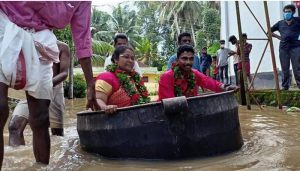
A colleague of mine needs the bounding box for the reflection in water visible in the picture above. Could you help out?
[2,99,300,170]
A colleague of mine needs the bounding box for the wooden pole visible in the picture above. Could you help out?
[249,41,269,90]
[243,1,268,36]
[263,1,282,109]
[247,38,269,40]
[235,1,251,110]
[68,48,74,99]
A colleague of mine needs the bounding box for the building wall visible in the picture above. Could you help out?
[220,1,291,76]
[142,73,160,83]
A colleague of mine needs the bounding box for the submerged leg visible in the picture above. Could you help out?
[26,92,50,164]
[8,116,28,146]
[0,83,9,169]
[51,128,63,136]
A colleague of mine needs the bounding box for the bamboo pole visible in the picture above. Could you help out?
[235,1,251,110]
[263,1,282,109]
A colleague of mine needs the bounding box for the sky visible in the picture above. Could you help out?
[92,0,128,14]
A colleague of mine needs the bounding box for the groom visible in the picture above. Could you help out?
[158,45,239,100]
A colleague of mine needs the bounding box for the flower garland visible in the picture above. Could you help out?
[106,64,150,105]
[172,62,195,97]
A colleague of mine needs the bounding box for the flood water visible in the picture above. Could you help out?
[2,95,300,170]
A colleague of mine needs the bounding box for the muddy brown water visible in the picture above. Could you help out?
[2,90,300,170]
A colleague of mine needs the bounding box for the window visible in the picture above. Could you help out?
[142,76,149,82]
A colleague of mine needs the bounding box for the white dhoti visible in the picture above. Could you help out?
[12,83,65,128]
[0,10,59,100]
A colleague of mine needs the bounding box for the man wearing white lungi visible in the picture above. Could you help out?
[8,41,69,147]
[0,2,100,167]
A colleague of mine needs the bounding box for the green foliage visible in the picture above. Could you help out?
[207,42,220,56]
[92,40,114,56]
[135,2,162,44]
[195,30,207,52]
[195,3,220,49]
[135,38,152,65]
[156,1,220,58]
[160,25,177,58]
[91,55,105,67]
[91,1,221,69]
[162,65,167,71]
[92,5,140,46]
[248,90,300,107]
[201,7,220,40]
[149,91,158,96]
[64,74,86,98]
[92,8,115,42]
[92,40,114,67]
[113,5,141,47]
[53,26,73,49]
[92,8,111,37]
[152,57,167,71]
[53,26,79,66]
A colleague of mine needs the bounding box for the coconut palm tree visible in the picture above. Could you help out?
[92,40,114,67]
[134,1,162,44]
[158,1,203,48]
[91,8,112,42]
[175,1,203,48]
[135,38,158,65]
[198,4,220,47]
[158,1,180,38]
[92,5,141,47]
[207,1,220,10]
[111,5,141,46]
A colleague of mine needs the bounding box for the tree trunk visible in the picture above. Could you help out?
[190,22,196,48]
[189,15,199,57]
[173,13,180,37]
[141,55,149,65]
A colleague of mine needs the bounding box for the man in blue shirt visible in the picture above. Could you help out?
[167,32,201,71]
[271,4,300,90]
[200,47,212,76]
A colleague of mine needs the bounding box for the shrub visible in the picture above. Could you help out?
[64,74,87,98]
[246,90,300,107]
